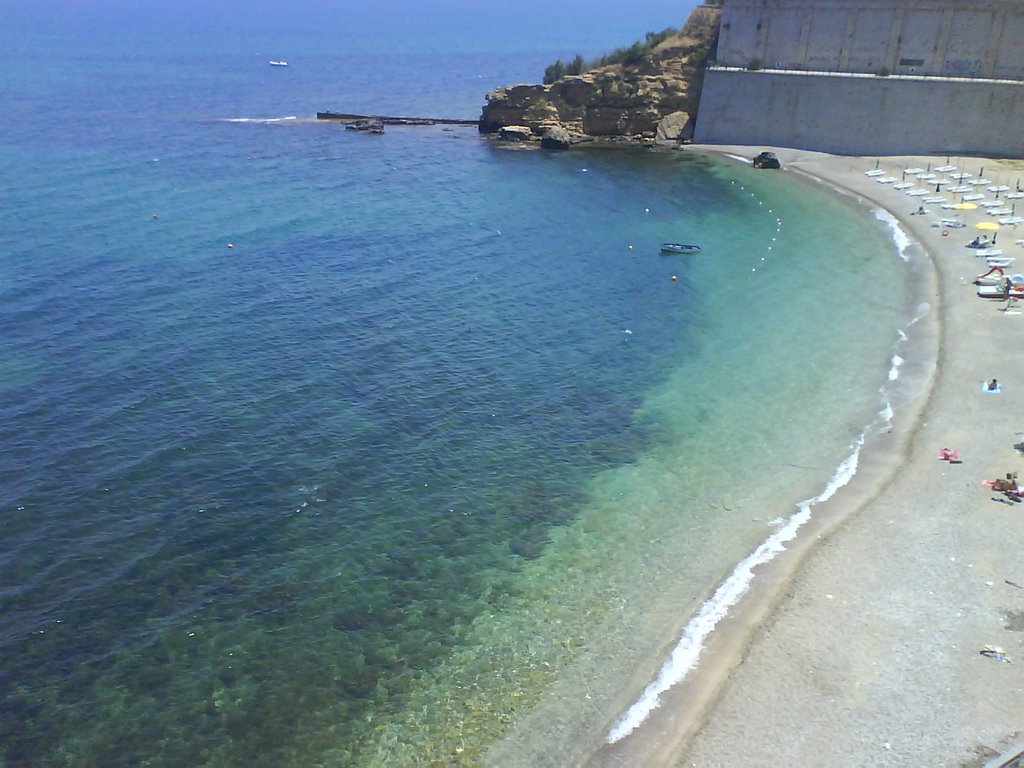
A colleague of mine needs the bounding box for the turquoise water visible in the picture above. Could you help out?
[0,8,914,767]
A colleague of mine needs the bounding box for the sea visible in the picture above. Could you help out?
[0,3,926,766]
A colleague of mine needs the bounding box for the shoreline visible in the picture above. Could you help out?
[591,147,1024,766]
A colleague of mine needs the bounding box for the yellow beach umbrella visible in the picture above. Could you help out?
[954,202,978,210]
[976,221,1000,231]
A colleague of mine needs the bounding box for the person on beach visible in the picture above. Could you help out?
[988,378,999,391]
[993,474,1021,500]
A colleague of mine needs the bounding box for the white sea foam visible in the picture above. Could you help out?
[607,311,916,744]
[873,208,913,262]
[888,354,904,381]
[606,432,866,744]
[725,154,752,164]
[222,116,298,123]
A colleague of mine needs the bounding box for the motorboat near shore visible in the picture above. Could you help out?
[660,243,701,254]
[269,60,289,67]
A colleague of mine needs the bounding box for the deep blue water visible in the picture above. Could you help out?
[0,6,912,766]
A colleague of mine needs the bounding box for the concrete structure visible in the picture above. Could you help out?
[696,0,1024,156]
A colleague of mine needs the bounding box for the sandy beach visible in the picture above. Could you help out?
[592,148,1024,767]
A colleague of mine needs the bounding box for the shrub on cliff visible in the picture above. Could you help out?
[542,27,680,84]
[543,54,586,85]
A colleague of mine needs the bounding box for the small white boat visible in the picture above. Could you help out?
[660,243,701,254]
[269,60,289,67]
[977,273,1024,298]
[975,266,1006,286]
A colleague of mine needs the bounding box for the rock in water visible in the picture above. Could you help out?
[497,125,534,142]
[345,118,384,134]
[540,125,572,150]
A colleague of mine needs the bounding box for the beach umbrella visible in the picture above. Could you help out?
[954,202,978,210]
[976,221,1000,231]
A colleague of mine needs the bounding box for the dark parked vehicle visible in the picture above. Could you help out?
[753,151,781,169]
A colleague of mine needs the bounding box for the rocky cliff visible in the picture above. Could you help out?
[478,4,722,146]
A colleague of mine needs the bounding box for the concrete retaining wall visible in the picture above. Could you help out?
[716,1,1024,80]
[694,68,1024,156]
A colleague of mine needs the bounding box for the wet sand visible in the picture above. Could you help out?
[596,148,1024,767]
